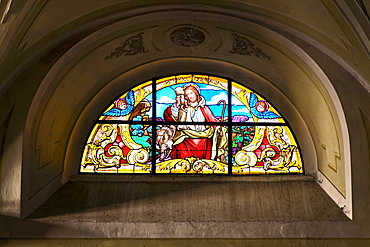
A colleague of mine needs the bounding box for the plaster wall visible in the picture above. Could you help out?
[20,8,352,218]
[0,0,368,239]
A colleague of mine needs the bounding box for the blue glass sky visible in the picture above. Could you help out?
[155,83,252,120]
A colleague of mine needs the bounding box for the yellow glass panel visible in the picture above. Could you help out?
[99,80,152,121]
[232,126,303,175]
[232,82,285,124]
[80,124,152,174]
[81,74,303,175]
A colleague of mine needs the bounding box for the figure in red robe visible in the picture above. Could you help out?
[163,84,226,160]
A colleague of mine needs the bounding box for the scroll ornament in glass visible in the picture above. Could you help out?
[80,75,303,175]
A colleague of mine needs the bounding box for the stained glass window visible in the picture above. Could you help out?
[80,74,303,175]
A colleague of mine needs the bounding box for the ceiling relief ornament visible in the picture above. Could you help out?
[105,33,147,60]
[229,33,271,60]
[170,27,205,47]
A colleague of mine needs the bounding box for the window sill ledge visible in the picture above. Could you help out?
[70,174,315,183]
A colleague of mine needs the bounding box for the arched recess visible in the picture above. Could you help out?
[21,8,351,218]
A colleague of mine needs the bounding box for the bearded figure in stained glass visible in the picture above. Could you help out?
[163,83,227,161]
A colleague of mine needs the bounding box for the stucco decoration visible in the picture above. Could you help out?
[14,5,355,221]
[170,27,205,47]
[229,33,271,60]
[104,33,147,60]
[0,0,12,23]
[356,0,370,21]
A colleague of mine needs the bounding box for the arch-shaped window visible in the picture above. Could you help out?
[80,74,303,175]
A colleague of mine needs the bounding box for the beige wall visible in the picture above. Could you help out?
[0,0,369,238]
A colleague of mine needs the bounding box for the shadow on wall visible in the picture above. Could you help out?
[0,214,93,239]
[26,179,349,223]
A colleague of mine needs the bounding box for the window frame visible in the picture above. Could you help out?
[80,73,304,176]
